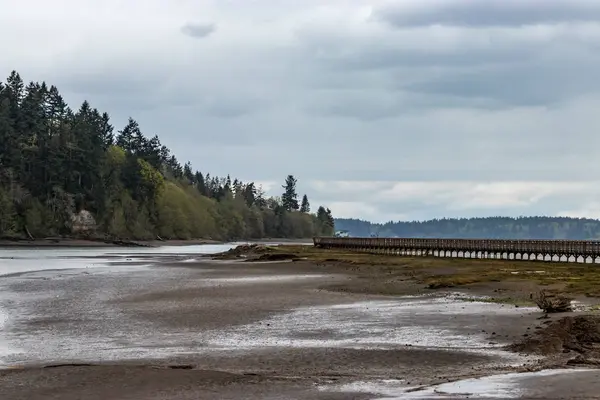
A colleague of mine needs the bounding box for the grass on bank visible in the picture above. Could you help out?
[269,245,600,298]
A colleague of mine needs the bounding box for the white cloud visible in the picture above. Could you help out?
[306,180,600,222]
[327,201,409,223]
[558,202,600,220]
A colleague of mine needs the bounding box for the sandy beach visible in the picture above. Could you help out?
[0,243,598,399]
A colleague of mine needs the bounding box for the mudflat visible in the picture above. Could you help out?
[0,245,599,399]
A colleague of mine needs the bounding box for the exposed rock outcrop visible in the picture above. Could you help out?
[71,210,96,234]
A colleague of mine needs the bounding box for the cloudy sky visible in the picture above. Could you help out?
[3,0,600,223]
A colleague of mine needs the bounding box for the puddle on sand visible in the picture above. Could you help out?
[0,301,24,368]
[0,307,9,364]
[321,369,593,399]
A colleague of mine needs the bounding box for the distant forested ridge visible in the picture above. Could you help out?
[0,71,335,241]
[335,217,600,240]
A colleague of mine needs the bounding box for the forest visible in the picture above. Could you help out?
[335,216,600,240]
[0,71,335,241]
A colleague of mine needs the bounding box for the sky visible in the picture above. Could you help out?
[2,0,600,223]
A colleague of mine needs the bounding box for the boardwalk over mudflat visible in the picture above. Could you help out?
[313,237,600,263]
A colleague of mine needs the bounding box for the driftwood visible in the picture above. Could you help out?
[24,225,34,240]
[107,239,150,247]
[534,290,572,313]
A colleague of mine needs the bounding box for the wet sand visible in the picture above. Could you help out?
[0,252,598,399]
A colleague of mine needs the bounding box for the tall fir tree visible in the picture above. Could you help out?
[281,174,299,211]
[300,194,310,213]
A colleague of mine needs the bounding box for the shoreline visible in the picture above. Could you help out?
[0,237,313,248]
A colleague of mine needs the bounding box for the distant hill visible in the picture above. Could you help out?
[334,216,600,240]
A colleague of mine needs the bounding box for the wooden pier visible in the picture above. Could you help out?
[313,237,600,263]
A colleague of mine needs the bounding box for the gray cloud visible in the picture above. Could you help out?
[181,22,216,38]
[4,0,600,222]
[404,53,600,106]
[52,70,158,98]
[295,28,538,72]
[324,47,534,70]
[375,0,600,28]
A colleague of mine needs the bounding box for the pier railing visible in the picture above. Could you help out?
[313,237,600,263]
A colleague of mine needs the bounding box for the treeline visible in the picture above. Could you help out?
[0,71,335,240]
[335,216,600,240]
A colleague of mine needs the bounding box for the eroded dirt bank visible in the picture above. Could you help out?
[0,245,599,399]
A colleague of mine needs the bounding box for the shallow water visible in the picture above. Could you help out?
[0,244,236,276]
[0,243,236,366]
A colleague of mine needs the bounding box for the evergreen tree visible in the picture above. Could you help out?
[116,118,142,154]
[166,155,182,178]
[325,207,334,229]
[242,182,257,207]
[99,112,114,150]
[281,174,299,211]
[183,162,194,183]
[316,206,334,236]
[300,194,310,213]
[194,171,206,195]
[0,71,335,241]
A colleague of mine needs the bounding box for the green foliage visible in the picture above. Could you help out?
[107,203,128,238]
[106,145,126,166]
[335,216,600,240]
[0,186,16,235]
[24,199,50,237]
[137,158,165,200]
[0,71,334,240]
[156,182,219,239]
